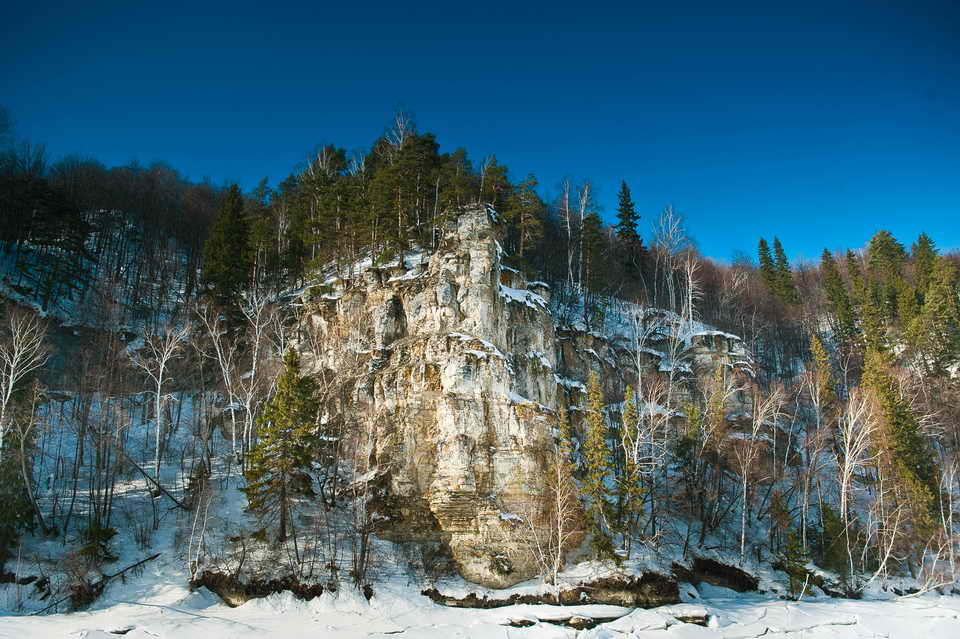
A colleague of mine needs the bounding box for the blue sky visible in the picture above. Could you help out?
[2,1,957,261]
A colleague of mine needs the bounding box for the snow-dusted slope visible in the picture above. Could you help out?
[2,577,958,638]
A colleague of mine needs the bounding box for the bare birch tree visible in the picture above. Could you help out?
[195,303,243,459]
[736,387,784,563]
[129,323,189,484]
[0,306,48,462]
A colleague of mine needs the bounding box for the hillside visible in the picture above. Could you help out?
[0,126,959,638]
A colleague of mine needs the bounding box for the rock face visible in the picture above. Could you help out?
[300,205,753,588]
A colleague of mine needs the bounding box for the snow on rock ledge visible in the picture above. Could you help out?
[298,204,753,588]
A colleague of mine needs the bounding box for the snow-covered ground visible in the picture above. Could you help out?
[1,572,958,638]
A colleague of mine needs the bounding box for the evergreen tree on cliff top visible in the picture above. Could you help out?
[614,180,646,277]
[202,184,251,308]
[758,238,777,291]
[820,249,858,357]
[614,181,640,247]
[772,237,798,303]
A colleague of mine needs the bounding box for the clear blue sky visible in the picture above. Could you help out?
[2,1,957,262]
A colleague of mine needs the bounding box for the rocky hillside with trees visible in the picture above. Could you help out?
[1,106,959,615]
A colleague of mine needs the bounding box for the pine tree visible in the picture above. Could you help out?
[202,184,252,308]
[583,372,615,559]
[243,349,319,542]
[480,155,510,210]
[504,173,544,257]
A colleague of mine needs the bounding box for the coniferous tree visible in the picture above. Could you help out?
[479,155,510,209]
[865,230,906,321]
[243,349,319,542]
[614,181,640,246]
[583,372,615,558]
[911,233,937,301]
[758,238,778,295]
[820,249,857,357]
[772,237,798,303]
[614,181,645,281]
[809,334,836,410]
[0,429,33,566]
[862,349,939,557]
[866,230,907,273]
[848,250,885,353]
[581,211,605,291]
[618,385,644,535]
[504,173,544,258]
[816,504,851,582]
[909,257,960,375]
[782,530,810,599]
[202,185,251,308]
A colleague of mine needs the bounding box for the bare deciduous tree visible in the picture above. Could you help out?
[735,387,784,563]
[0,306,48,462]
[129,322,189,485]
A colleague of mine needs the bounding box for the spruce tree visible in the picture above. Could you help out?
[243,349,319,542]
[909,257,960,375]
[618,385,644,531]
[0,435,33,566]
[862,349,939,552]
[848,250,885,352]
[202,184,252,308]
[809,334,836,411]
[911,233,937,300]
[614,181,640,246]
[583,372,615,558]
[772,237,798,303]
[865,230,906,320]
[866,230,906,274]
[820,249,857,356]
[758,238,778,295]
[895,281,920,334]
[581,211,606,291]
[614,181,646,280]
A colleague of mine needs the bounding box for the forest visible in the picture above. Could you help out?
[1,104,959,609]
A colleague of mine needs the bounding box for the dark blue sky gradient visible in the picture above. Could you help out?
[2,1,958,261]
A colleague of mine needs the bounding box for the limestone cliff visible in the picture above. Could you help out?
[299,205,754,588]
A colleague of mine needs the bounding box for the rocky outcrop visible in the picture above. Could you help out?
[300,205,754,588]
[422,572,679,608]
[673,558,760,593]
[191,571,328,607]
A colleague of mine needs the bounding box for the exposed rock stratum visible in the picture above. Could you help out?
[300,205,754,587]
